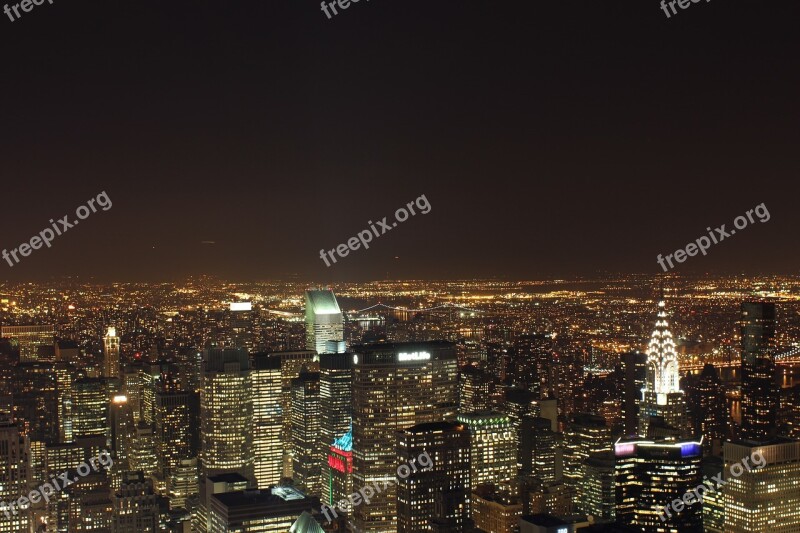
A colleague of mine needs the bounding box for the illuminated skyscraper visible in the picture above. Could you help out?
[228,302,255,350]
[319,352,352,505]
[291,367,321,495]
[723,439,800,532]
[113,470,159,532]
[251,353,283,489]
[471,484,522,533]
[580,452,615,524]
[639,295,689,438]
[396,421,470,532]
[103,326,120,379]
[614,437,703,532]
[352,341,458,533]
[200,347,253,480]
[305,290,344,355]
[521,416,559,483]
[168,457,198,510]
[208,486,319,532]
[13,362,59,443]
[1,324,54,363]
[458,365,492,413]
[0,414,30,533]
[72,378,108,439]
[326,428,353,511]
[563,413,611,508]
[154,383,193,483]
[740,301,778,441]
[456,412,516,492]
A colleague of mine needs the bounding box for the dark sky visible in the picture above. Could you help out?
[1,0,798,282]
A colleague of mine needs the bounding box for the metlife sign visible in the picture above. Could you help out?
[397,351,431,362]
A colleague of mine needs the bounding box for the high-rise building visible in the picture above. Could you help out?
[326,428,353,511]
[622,351,647,437]
[458,365,492,413]
[208,486,319,532]
[396,421,470,532]
[228,302,255,351]
[580,452,615,524]
[103,326,120,379]
[1,324,55,363]
[687,364,727,455]
[740,301,778,441]
[291,367,321,495]
[251,353,283,489]
[0,414,30,533]
[54,361,76,443]
[639,296,690,438]
[168,457,198,510]
[13,362,60,443]
[563,413,612,508]
[154,385,193,481]
[72,378,109,439]
[352,341,458,533]
[199,347,253,480]
[456,412,516,492]
[66,472,114,532]
[305,290,344,355]
[113,470,159,532]
[723,438,800,532]
[196,472,252,533]
[701,457,724,533]
[319,352,352,505]
[471,483,523,533]
[614,437,703,532]
[521,416,559,483]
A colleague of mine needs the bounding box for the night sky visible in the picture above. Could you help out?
[1,0,798,282]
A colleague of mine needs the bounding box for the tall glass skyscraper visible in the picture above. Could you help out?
[351,341,458,533]
[305,290,344,355]
[740,301,778,441]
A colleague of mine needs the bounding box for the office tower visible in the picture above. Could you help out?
[305,289,344,355]
[272,349,318,478]
[43,436,107,532]
[168,457,198,510]
[110,394,134,473]
[103,326,120,379]
[140,361,168,425]
[471,484,523,533]
[66,472,114,532]
[0,414,30,533]
[251,353,283,489]
[55,340,81,364]
[458,365,492,413]
[352,341,458,532]
[456,412,516,491]
[526,480,573,517]
[580,452,615,523]
[563,413,612,506]
[291,367,321,495]
[196,472,252,533]
[326,428,353,511]
[113,470,159,532]
[228,302,255,350]
[319,352,352,505]
[614,437,703,531]
[783,385,800,439]
[54,362,76,443]
[129,421,158,477]
[199,347,253,480]
[723,439,800,532]
[13,362,60,443]
[622,351,647,437]
[638,296,690,438]
[396,421,470,532]
[72,377,108,439]
[521,416,559,482]
[701,457,724,533]
[687,364,727,455]
[208,486,319,532]
[0,324,54,362]
[154,378,193,482]
[122,363,143,422]
[740,301,778,441]
[513,333,553,395]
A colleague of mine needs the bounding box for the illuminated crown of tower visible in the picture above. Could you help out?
[645,291,681,395]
